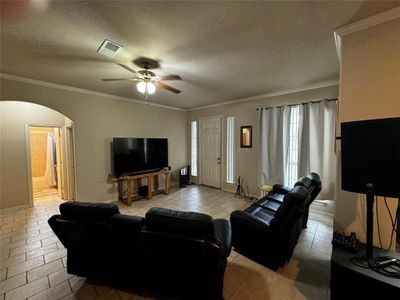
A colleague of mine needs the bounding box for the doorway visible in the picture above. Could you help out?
[199,116,222,188]
[27,125,76,205]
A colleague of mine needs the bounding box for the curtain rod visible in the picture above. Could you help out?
[256,97,338,111]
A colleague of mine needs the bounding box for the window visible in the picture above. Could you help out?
[285,106,300,187]
[191,121,198,176]
[226,117,235,183]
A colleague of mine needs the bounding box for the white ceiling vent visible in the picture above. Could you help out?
[97,39,123,58]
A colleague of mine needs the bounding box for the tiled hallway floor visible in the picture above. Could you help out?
[0,185,333,300]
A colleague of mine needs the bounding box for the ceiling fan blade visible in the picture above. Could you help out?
[101,78,138,81]
[118,63,137,74]
[157,75,182,81]
[156,82,181,94]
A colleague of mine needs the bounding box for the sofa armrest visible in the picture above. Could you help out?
[48,215,69,248]
[214,219,232,257]
[230,211,273,233]
[272,184,292,194]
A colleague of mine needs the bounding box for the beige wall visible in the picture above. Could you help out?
[0,102,67,209]
[0,78,188,210]
[188,85,339,196]
[335,18,400,249]
[30,127,54,177]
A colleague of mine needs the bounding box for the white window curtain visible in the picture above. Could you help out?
[257,106,290,186]
[298,100,337,199]
[258,99,336,199]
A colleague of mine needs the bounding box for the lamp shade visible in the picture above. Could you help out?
[147,82,156,94]
[136,81,146,94]
[137,81,156,94]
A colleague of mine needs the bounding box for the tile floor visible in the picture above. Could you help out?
[0,185,333,300]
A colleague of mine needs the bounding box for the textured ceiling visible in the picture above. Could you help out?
[1,1,399,109]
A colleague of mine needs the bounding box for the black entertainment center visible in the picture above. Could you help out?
[331,243,400,299]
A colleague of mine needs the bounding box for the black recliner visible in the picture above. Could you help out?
[141,208,231,299]
[230,173,321,270]
[49,202,231,300]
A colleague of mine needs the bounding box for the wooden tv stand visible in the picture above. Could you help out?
[113,170,170,206]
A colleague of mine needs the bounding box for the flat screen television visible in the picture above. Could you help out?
[341,117,400,198]
[112,138,168,177]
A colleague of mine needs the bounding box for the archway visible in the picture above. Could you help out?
[0,101,76,209]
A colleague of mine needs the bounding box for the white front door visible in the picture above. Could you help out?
[200,116,222,188]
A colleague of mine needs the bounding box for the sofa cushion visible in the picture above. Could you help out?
[244,205,274,226]
[145,207,215,236]
[269,186,308,230]
[59,201,119,222]
[294,176,312,189]
[283,185,309,205]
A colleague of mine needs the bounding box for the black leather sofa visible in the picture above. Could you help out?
[230,173,321,270]
[255,173,322,229]
[48,202,231,299]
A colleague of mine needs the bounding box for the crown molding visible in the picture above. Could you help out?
[187,80,339,111]
[334,7,400,61]
[0,73,186,111]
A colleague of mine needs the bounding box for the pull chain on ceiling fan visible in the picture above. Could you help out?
[101,59,182,104]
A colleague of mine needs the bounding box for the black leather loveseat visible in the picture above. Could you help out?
[48,202,231,299]
[230,173,321,270]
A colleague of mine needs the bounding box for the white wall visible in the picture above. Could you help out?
[335,17,400,250]
[0,78,188,209]
[187,85,339,196]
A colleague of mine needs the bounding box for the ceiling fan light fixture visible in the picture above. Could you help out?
[147,82,156,94]
[137,81,156,94]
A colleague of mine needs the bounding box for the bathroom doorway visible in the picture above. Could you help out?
[27,124,76,205]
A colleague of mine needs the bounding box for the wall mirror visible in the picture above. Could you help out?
[240,126,252,148]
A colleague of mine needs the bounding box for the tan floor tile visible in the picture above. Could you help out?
[1,240,26,252]
[44,248,67,264]
[0,273,26,294]
[59,292,77,300]
[116,289,136,300]
[72,283,97,299]
[27,231,54,244]
[68,276,87,292]
[40,236,58,247]
[0,253,26,270]
[224,261,249,295]
[27,243,59,261]
[61,257,67,268]
[7,256,44,278]
[95,289,120,300]
[4,276,49,300]
[49,268,74,287]
[28,280,72,300]
[9,241,42,257]
[0,251,10,261]
[0,269,6,281]
[27,259,64,282]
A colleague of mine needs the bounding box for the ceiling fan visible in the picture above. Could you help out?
[101,58,182,103]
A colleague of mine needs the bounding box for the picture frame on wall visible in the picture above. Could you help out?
[240,126,252,148]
